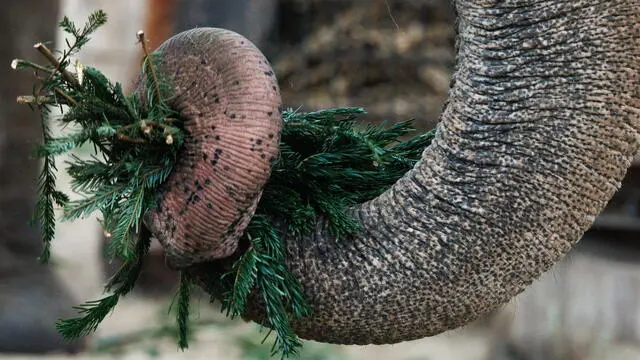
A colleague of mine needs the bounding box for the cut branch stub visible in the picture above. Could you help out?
[137,28,282,269]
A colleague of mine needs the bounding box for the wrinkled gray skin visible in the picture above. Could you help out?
[189,0,640,345]
[0,0,83,354]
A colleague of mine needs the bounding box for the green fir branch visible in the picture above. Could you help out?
[58,10,108,59]
[57,225,151,340]
[33,108,70,262]
[56,295,120,339]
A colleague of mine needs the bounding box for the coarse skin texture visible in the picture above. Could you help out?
[158,0,639,345]
[140,28,282,269]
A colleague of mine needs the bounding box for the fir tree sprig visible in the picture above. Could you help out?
[13,11,180,341]
[32,108,70,262]
[56,226,152,339]
[27,10,109,261]
[13,10,435,359]
[58,10,108,58]
[220,215,312,358]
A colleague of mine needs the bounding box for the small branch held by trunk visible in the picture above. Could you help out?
[11,58,54,74]
[33,42,81,90]
[16,89,76,106]
[54,88,78,106]
[16,95,55,105]
[116,133,147,144]
[136,30,163,104]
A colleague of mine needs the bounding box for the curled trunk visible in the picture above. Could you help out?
[140,28,282,269]
[149,0,640,345]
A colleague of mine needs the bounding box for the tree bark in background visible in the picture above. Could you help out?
[0,0,84,354]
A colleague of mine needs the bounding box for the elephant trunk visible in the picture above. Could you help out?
[238,0,640,344]
[150,0,639,345]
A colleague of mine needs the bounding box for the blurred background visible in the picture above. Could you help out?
[1,0,639,359]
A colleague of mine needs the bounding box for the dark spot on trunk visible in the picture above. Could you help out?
[256,139,263,145]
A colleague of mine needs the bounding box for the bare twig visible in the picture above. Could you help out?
[55,88,78,106]
[11,59,54,74]
[16,90,76,106]
[16,95,55,105]
[116,133,147,144]
[33,42,81,89]
[384,0,401,31]
[136,30,162,103]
